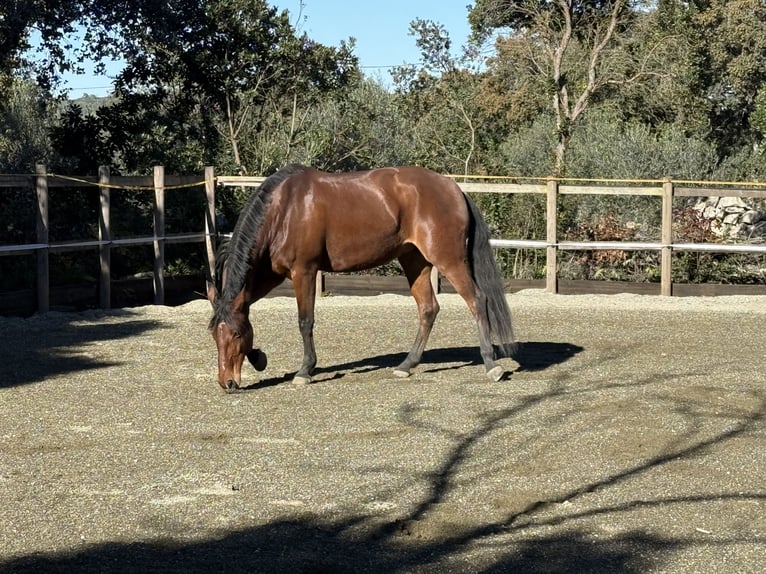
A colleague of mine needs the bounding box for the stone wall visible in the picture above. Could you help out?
[694,196,766,238]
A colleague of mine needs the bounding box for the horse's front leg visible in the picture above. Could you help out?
[292,269,318,385]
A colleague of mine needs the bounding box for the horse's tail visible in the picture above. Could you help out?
[464,194,516,358]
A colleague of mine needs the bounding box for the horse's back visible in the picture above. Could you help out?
[309,165,466,213]
[268,166,470,273]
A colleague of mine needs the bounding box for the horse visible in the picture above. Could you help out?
[207,164,515,392]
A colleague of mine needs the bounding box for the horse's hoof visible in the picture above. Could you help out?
[292,375,312,386]
[392,368,411,378]
[486,366,504,382]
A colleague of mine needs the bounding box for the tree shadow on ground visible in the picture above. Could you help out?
[2,368,763,573]
[0,522,677,574]
[244,341,583,390]
[0,315,164,389]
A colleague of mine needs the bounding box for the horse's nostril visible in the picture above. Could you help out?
[225,379,239,392]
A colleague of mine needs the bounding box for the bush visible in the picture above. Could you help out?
[566,113,718,180]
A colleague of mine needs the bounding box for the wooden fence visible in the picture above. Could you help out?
[2,166,766,314]
[456,177,766,296]
[0,165,215,313]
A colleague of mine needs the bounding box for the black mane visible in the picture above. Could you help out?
[210,164,306,328]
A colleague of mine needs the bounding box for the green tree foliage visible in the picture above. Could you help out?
[601,1,709,136]
[0,0,85,93]
[691,0,766,153]
[216,77,415,176]
[468,1,674,174]
[752,86,766,141]
[0,80,52,172]
[5,0,766,293]
[287,78,415,171]
[392,19,492,175]
[566,110,718,181]
[41,1,359,175]
[0,80,57,291]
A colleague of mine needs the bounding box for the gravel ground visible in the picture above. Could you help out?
[0,290,764,573]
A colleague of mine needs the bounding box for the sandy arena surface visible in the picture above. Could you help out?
[0,290,764,573]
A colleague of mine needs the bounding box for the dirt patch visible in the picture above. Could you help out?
[0,291,764,573]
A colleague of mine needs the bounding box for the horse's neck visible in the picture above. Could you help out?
[239,254,277,304]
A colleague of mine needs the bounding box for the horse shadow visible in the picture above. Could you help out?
[242,341,583,391]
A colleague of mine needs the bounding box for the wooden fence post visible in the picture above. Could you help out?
[35,164,49,313]
[546,178,559,294]
[316,271,325,297]
[153,165,165,305]
[430,266,440,295]
[204,166,216,289]
[98,165,111,309]
[661,178,674,296]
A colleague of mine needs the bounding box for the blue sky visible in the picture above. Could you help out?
[274,1,473,78]
[60,1,474,98]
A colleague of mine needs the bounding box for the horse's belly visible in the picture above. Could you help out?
[324,232,405,272]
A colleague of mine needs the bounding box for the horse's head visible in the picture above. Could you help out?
[208,286,267,392]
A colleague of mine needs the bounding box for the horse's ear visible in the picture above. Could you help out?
[232,291,249,313]
[247,349,268,371]
[204,262,219,306]
[206,281,219,305]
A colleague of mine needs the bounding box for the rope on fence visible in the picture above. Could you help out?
[445,174,766,187]
[2,170,765,189]
[446,174,668,184]
[46,173,207,190]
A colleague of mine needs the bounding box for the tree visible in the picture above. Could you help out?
[690,0,766,154]
[0,1,87,93]
[603,1,709,136]
[0,80,56,290]
[281,78,415,172]
[392,19,489,175]
[0,80,52,172]
[97,0,358,173]
[469,0,671,175]
[30,1,359,174]
[752,87,766,143]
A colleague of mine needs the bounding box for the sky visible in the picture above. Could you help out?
[60,0,474,98]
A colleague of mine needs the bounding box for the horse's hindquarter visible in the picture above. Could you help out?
[271,167,469,273]
[326,168,471,271]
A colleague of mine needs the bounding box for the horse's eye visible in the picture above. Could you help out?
[233,332,241,339]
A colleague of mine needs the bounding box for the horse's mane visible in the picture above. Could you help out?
[210,163,306,328]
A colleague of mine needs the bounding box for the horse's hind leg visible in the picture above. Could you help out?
[393,249,439,378]
[440,264,503,381]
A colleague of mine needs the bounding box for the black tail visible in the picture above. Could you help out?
[464,194,516,357]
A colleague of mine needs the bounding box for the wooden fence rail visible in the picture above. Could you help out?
[2,167,766,313]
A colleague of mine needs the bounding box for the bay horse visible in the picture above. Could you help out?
[207,164,515,392]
